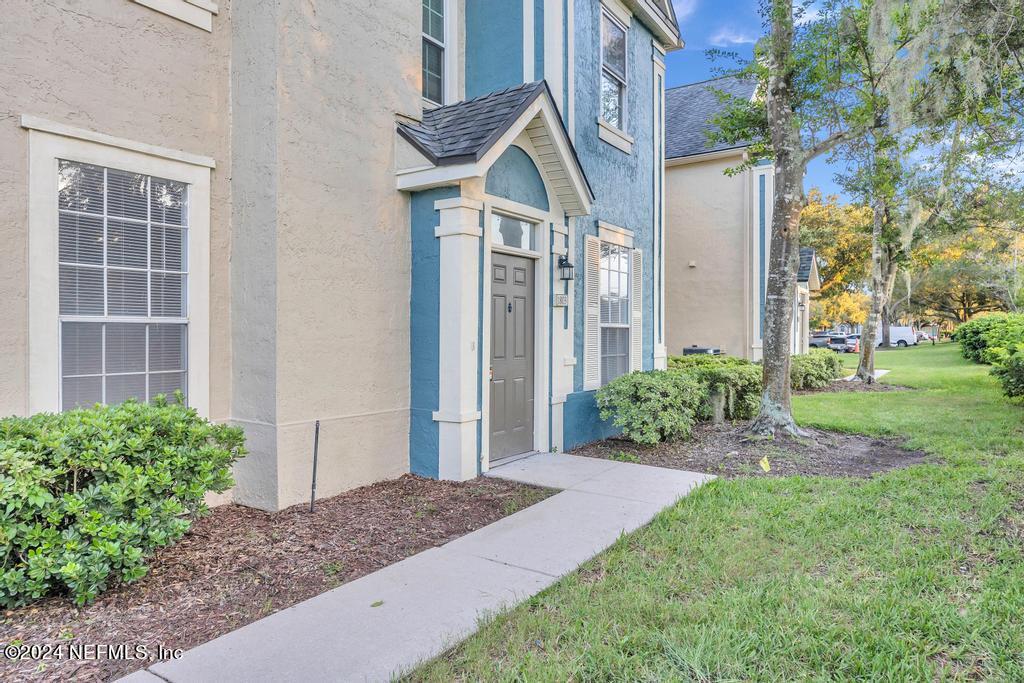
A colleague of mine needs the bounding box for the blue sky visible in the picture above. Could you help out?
[666,0,848,200]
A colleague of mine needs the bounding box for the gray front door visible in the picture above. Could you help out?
[490,252,535,461]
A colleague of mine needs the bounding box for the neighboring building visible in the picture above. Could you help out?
[664,76,817,361]
[1,0,680,510]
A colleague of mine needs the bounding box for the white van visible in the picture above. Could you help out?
[876,325,918,347]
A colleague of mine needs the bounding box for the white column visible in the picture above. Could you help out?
[433,196,483,481]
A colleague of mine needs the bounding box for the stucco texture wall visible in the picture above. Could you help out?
[0,0,232,419]
[665,155,752,359]
[266,0,422,509]
[565,3,658,448]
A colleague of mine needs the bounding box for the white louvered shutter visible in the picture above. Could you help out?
[629,248,643,372]
[583,235,601,390]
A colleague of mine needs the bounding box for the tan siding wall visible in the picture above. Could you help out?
[665,155,752,359]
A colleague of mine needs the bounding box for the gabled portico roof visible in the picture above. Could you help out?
[799,247,821,290]
[396,81,594,216]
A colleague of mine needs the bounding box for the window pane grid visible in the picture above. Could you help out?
[599,242,631,385]
[600,11,627,131]
[57,160,189,410]
[421,0,445,104]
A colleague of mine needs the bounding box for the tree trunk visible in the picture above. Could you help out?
[857,196,886,382]
[749,172,805,436]
[881,303,891,347]
[747,0,806,438]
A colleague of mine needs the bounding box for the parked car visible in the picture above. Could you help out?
[810,332,832,348]
[876,326,918,348]
[844,334,860,353]
[916,331,935,343]
[826,336,850,353]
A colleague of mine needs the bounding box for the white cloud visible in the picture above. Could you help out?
[708,26,757,47]
[796,8,822,25]
[673,0,698,20]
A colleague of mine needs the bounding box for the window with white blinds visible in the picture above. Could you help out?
[57,160,189,410]
[599,241,630,385]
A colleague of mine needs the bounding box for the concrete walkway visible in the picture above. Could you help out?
[121,454,711,683]
[841,368,890,381]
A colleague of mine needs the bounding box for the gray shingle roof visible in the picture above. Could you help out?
[798,247,815,283]
[398,81,548,166]
[665,76,757,159]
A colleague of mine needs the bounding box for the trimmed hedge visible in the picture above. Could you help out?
[0,395,246,607]
[953,314,1024,400]
[992,346,1024,399]
[953,314,1024,364]
[790,349,845,390]
[690,363,763,421]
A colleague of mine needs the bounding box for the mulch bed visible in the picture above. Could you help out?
[574,423,930,479]
[0,475,553,683]
[795,380,910,395]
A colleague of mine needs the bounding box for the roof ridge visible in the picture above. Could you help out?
[665,74,753,92]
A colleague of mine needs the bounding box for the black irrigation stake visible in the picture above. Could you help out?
[309,419,321,513]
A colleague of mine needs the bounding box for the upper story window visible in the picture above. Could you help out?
[422,0,446,105]
[600,10,628,131]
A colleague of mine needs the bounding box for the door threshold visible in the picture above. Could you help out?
[488,450,540,469]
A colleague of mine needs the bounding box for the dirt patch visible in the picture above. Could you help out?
[573,422,930,479]
[0,475,553,683]
[796,380,911,395]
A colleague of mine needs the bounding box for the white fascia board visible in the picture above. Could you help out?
[396,162,481,191]
[622,0,682,49]
[666,147,749,167]
[534,99,593,215]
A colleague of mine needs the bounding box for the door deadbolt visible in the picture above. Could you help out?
[507,302,512,314]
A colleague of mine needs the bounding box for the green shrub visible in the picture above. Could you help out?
[992,346,1024,399]
[595,370,707,445]
[667,354,752,370]
[981,315,1024,365]
[953,314,1018,363]
[0,395,246,607]
[790,349,845,390]
[690,363,763,420]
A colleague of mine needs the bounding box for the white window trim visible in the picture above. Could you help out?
[131,0,219,32]
[422,0,459,108]
[598,241,632,386]
[23,118,211,416]
[597,118,634,154]
[599,5,630,143]
[598,220,634,248]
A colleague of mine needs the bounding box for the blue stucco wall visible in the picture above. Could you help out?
[534,0,545,80]
[409,186,461,478]
[565,5,659,445]
[485,146,550,210]
[563,390,618,450]
[466,0,524,98]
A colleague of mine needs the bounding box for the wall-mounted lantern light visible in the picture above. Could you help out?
[558,256,575,281]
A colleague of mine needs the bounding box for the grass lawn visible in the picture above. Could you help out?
[412,344,1024,681]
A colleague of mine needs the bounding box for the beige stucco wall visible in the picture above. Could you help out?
[665,154,753,359]
[2,0,424,512]
[0,0,233,420]
[227,0,423,510]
